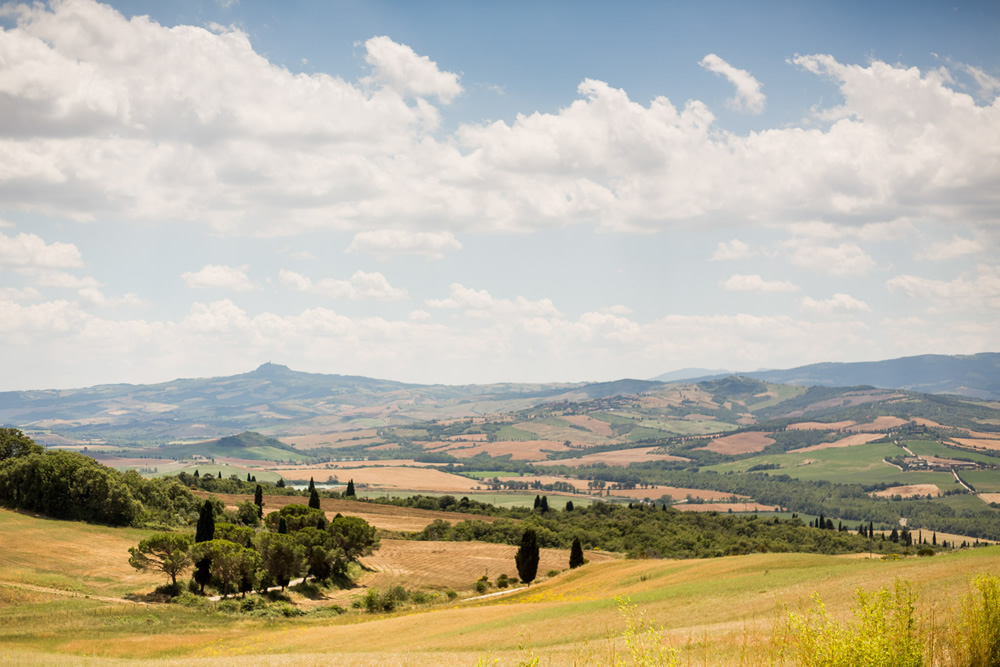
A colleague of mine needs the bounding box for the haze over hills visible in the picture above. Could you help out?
[661,353,1000,401]
[1,353,997,444]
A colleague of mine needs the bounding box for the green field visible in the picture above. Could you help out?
[494,425,539,441]
[355,489,597,509]
[905,439,1000,466]
[707,442,958,486]
[962,469,1000,493]
[151,463,281,483]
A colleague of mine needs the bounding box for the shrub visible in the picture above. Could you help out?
[780,580,922,666]
[950,574,1000,666]
[916,547,935,557]
[496,573,509,589]
[446,590,458,600]
[546,569,560,578]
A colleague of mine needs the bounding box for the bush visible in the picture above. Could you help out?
[363,586,410,613]
[474,575,491,595]
[916,547,935,557]
[446,590,458,600]
[780,580,922,666]
[496,573,509,589]
[546,569,560,578]
[950,574,1000,666]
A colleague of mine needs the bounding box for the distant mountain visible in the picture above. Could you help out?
[0,363,659,442]
[649,367,730,382]
[671,353,1000,400]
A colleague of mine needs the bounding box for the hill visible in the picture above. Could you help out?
[670,353,1000,400]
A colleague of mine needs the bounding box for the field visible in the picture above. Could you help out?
[697,431,775,455]
[5,506,1000,664]
[269,466,482,493]
[536,447,689,468]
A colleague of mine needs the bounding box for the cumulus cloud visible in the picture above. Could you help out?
[279,269,407,301]
[699,53,766,113]
[362,35,463,104]
[346,230,461,259]
[914,235,982,261]
[0,1,995,239]
[425,283,560,319]
[782,241,876,276]
[887,264,1000,311]
[0,232,84,269]
[181,265,255,291]
[721,274,799,293]
[801,293,871,315]
[711,239,755,261]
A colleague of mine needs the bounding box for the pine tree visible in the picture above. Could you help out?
[345,479,356,497]
[569,537,585,569]
[889,528,899,543]
[308,488,321,510]
[515,528,539,585]
[194,500,215,593]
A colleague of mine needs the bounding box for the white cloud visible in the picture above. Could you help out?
[77,287,145,308]
[181,265,254,291]
[0,232,83,269]
[711,239,755,261]
[409,309,432,322]
[0,1,996,243]
[346,230,461,259]
[362,35,463,104]
[801,293,871,315]
[699,53,766,114]
[887,264,1000,311]
[0,286,42,301]
[721,274,799,293]
[279,269,407,301]
[782,240,876,276]
[914,235,982,261]
[425,283,560,319]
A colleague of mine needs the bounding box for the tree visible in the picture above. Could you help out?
[565,500,575,512]
[308,477,316,493]
[253,484,264,518]
[0,428,43,462]
[191,539,258,598]
[194,500,215,593]
[235,500,261,527]
[128,533,193,587]
[533,495,541,510]
[515,528,540,585]
[255,532,303,590]
[296,527,345,581]
[540,496,549,513]
[345,479,356,497]
[278,516,288,534]
[308,488,321,510]
[329,514,379,561]
[569,537,585,569]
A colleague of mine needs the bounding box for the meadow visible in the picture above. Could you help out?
[3,506,1000,665]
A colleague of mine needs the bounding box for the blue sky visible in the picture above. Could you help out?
[1,0,998,390]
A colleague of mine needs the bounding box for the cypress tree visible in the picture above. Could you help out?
[218,471,222,479]
[254,484,264,518]
[194,500,215,593]
[540,496,549,513]
[533,495,541,510]
[565,500,574,512]
[345,479,356,497]
[247,473,252,482]
[194,469,199,478]
[308,477,316,493]
[308,488,321,510]
[515,528,539,585]
[569,537,585,569]
[278,516,288,534]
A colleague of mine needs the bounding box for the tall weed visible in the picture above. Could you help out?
[949,574,1000,666]
[779,580,923,666]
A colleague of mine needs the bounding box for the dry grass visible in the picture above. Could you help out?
[536,447,688,468]
[698,432,776,455]
[267,466,480,492]
[559,415,616,437]
[355,539,617,594]
[951,438,1000,452]
[791,432,885,453]
[431,439,571,461]
[872,484,942,498]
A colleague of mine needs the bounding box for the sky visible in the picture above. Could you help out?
[1,0,999,391]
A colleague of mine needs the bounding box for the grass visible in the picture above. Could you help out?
[905,439,1000,466]
[962,470,1000,493]
[151,463,281,482]
[494,425,541,441]
[7,507,1000,664]
[707,443,959,487]
[354,490,598,509]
